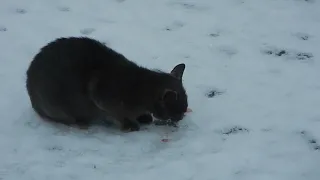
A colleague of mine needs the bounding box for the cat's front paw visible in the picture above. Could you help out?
[121,119,140,132]
[136,113,153,124]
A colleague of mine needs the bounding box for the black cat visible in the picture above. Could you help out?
[26,37,188,132]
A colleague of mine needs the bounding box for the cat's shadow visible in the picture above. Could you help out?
[22,107,188,137]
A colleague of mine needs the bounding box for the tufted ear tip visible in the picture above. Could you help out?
[170,63,185,80]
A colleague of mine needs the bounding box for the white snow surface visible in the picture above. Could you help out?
[1,0,320,179]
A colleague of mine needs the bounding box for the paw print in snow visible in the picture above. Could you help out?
[209,33,219,37]
[80,28,95,35]
[300,131,320,151]
[15,8,27,14]
[58,6,71,12]
[218,45,238,56]
[303,0,315,3]
[180,3,196,9]
[205,88,224,98]
[296,52,313,60]
[294,32,310,40]
[262,46,314,61]
[47,145,63,151]
[264,49,288,57]
[167,2,209,11]
[0,26,7,32]
[222,126,249,135]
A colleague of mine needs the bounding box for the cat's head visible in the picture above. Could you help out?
[152,63,188,123]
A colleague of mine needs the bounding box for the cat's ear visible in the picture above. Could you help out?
[170,63,185,80]
[162,89,178,102]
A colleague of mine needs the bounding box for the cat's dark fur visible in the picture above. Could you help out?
[26,37,188,132]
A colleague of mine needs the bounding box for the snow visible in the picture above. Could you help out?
[1,0,320,179]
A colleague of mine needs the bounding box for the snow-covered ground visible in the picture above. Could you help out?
[1,0,320,179]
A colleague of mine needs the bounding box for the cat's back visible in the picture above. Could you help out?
[27,37,132,84]
[29,37,111,72]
